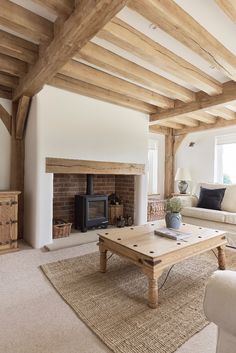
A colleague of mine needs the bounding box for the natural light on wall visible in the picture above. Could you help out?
[215,134,236,184]
[148,139,158,195]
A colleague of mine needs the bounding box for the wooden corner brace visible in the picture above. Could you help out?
[0,104,12,135]
[15,96,31,140]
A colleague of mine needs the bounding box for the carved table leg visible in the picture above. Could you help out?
[99,247,107,273]
[148,277,158,309]
[217,246,226,270]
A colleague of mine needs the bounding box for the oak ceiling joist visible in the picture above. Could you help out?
[187,112,217,124]
[0,0,53,43]
[77,42,195,103]
[205,107,236,120]
[215,0,236,23]
[150,81,236,123]
[170,117,199,127]
[0,86,12,100]
[174,117,236,136]
[129,0,236,81]
[31,0,74,17]
[0,30,38,64]
[50,74,156,114]
[0,53,28,78]
[13,0,128,101]
[0,73,18,89]
[61,60,173,108]
[0,104,12,134]
[99,18,222,95]
[149,125,169,135]
[155,121,184,130]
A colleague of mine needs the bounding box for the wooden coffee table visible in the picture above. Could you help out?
[98,221,227,308]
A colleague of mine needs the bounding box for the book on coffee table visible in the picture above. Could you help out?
[154,227,192,240]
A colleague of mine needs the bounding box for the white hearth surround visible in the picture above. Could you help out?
[24,85,151,248]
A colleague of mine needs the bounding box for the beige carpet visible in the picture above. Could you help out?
[41,249,236,353]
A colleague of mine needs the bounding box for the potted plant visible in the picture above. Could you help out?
[165,198,182,229]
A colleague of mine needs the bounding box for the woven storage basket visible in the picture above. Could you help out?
[53,220,72,239]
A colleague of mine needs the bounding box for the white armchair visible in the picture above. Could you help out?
[204,270,236,353]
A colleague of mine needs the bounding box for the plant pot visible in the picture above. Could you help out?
[165,212,182,229]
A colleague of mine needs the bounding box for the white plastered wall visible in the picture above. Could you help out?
[25,85,149,248]
[0,99,11,190]
[175,125,236,193]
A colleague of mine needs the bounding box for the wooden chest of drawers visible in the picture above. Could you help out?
[0,191,20,254]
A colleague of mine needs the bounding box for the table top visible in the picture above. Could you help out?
[98,221,227,259]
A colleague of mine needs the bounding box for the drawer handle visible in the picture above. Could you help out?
[0,200,17,206]
[1,220,18,225]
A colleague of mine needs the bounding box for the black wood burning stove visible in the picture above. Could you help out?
[75,174,108,232]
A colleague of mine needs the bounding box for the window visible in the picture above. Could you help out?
[215,134,236,184]
[147,139,158,195]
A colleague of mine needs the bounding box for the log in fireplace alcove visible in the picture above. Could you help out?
[46,158,145,234]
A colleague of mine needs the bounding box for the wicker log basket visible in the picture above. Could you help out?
[53,219,72,239]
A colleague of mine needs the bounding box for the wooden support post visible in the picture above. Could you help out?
[164,129,174,198]
[10,101,25,238]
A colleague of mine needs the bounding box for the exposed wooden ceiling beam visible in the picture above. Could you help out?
[205,107,236,120]
[149,125,169,135]
[150,81,236,123]
[99,18,222,95]
[31,0,74,17]
[0,30,38,64]
[170,117,199,127]
[0,73,18,88]
[61,60,173,108]
[50,74,156,114]
[174,117,236,136]
[16,96,31,139]
[0,86,12,100]
[76,42,195,103]
[155,121,183,130]
[0,53,28,77]
[0,0,53,43]
[129,0,236,81]
[0,104,12,134]
[215,0,236,23]
[187,112,217,124]
[13,0,128,100]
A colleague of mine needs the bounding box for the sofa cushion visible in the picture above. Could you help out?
[222,184,236,213]
[224,213,236,225]
[197,187,226,210]
[182,207,226,223]
[194,182,236,213]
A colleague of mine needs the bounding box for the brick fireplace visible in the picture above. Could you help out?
[53,173,135,227]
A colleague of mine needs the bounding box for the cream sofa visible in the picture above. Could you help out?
[204,270,236,353]
[179,183,236,248]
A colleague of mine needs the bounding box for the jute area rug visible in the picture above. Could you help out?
[41,250,236,353]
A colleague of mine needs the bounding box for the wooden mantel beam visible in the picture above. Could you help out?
[13,0,128,100]
[46,157,145,175]
[129,0,236,81]
[150,81,236,123]
[0,104,12,134]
